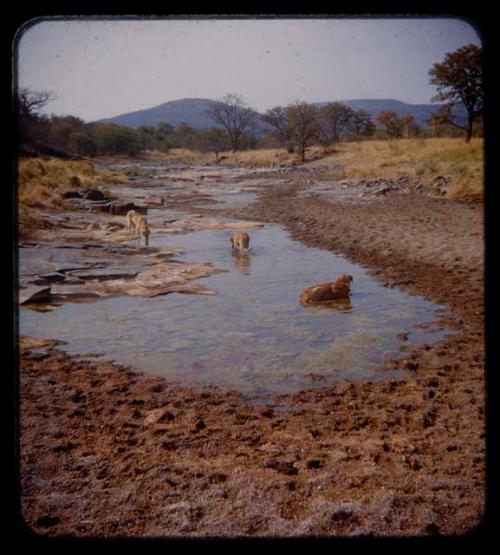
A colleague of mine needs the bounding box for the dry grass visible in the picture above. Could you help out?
[18,157,127,210]
[146,148,210,165]
[316,138,484,201]
[227,148,295,167]
[17,157,128,236]
[149,139,484,201]
[146,147,297,167]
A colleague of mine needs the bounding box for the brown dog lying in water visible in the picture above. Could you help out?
[300,274,353,304]
[230,231,250,252]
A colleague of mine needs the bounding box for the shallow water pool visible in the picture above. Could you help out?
[20,222,453,400]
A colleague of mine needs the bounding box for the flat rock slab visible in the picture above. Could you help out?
[66,269,140,282]
[18,175,269,306]
[19,286,53,305]
[19,235,217,303]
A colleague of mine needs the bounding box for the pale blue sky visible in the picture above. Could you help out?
[15,17,481,122]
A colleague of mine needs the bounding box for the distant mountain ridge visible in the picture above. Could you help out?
[96,97,467,130]
[97,98,219,130]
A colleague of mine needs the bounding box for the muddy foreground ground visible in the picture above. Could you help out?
[18,169,486,538]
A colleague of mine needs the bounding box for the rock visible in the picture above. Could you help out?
[404,360,419,372]
[335,379,352,395]
[194,419,206,431]
[32,272,66,285]
[166,501,191,513]
[306,459,323,469]
[144,407,175,425]
[85,188,106,201]
[67,269,139,281]
[373,186,397,196]
[262,458,298,475]
[19,286,52,305]
[61,190,83,199]
[108,202,148,216]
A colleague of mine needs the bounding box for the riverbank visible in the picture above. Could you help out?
[18,161,485,537]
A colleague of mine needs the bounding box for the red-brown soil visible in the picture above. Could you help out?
[19,178,486,537]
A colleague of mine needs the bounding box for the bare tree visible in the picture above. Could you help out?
[16,88,56,118]
[207,94,256,152]
[16,88,56,153]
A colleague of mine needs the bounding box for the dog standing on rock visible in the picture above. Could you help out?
[126,210,150,246]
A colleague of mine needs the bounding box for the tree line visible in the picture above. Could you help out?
[16,44,482,160]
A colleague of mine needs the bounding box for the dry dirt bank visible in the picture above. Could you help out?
[19,177,486,538]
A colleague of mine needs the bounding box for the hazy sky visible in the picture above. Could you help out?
[15,17,481,122]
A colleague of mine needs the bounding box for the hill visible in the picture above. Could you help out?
[96,97,467,130]
[97,98,239,130]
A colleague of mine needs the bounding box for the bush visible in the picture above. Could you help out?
[415,159,438,176]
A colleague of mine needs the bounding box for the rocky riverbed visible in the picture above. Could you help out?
[18,161,486,537]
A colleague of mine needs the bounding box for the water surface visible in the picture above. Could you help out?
[20,221,453,400]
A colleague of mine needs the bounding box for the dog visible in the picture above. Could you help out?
[300,274,353,304]
[126,210,150,246]
[230,231,250,252]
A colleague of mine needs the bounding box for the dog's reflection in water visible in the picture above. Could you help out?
[305,297,352,312]
[231,250,251,274]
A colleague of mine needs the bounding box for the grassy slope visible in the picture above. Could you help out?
[316,138,484,200]
[17,158,126,237]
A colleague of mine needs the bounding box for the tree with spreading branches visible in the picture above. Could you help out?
[429,44,483,142]
[207,94,257,152]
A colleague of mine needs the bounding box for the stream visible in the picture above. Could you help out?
[19,165,455,400]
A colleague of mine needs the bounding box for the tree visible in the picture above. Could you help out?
[195,127,230,162]
[68,131,98,156]
[376,111,404,139]
[16,88,56,118]
[207,94,257,152]
[173,122,197,149]
[16,88,56,152]
[318,102,355,147]
[350,109,375,140]
[429,44,483,142]
[93,124,142,156]
[400,114,420,138]
[47,115,86,151]
[285,101,319,162]
[261,106,290,145]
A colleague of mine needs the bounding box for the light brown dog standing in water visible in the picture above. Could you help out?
[230,231,250,252]
[126,210,150,246]
[300,274,353,304]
